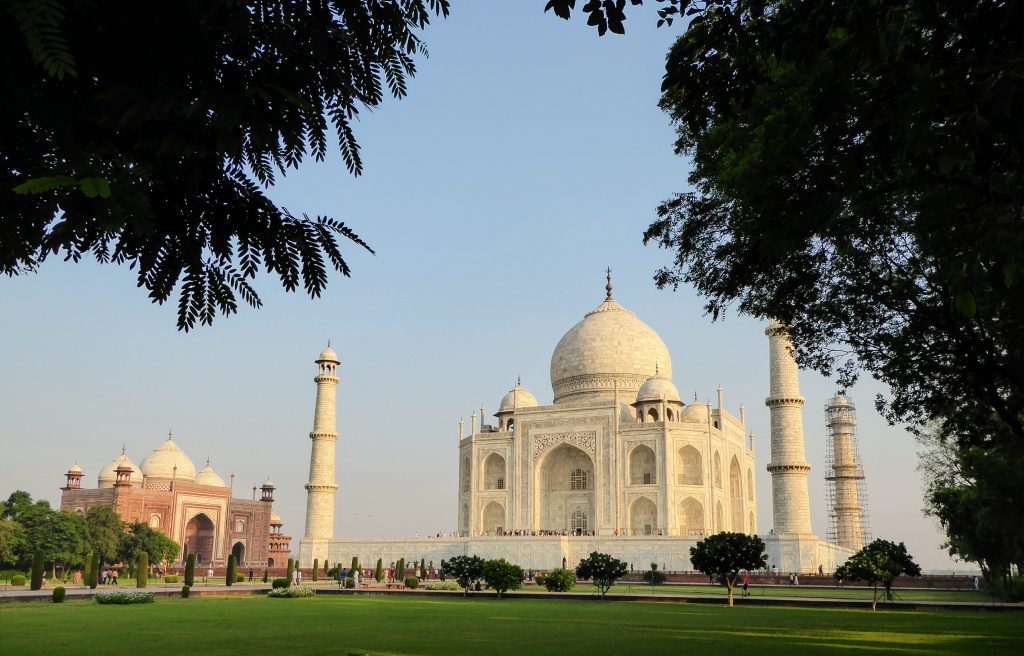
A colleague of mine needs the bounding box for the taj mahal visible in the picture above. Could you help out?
[299,273,866,573]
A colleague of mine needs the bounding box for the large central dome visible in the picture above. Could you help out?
[550,290,672,404]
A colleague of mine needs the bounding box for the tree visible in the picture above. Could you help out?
[375,558,383,582]
[45,511,88,577]
[30,550,44,590]
[575,551,628,600]
[690,533,767,607]
[184,553,196,588]
[226,554,237,586]
[443,555,484,597]
[119,522,179,566]
[312,558,319,582]
[0,516,25,567]
[88,552,99,589]
[286,558,294,586]
[136,552,148,588]
[482,559,524,599]
[835,540,922,610]
[2,491,53,569]
[85,506,123,564]
[2,0,450,331]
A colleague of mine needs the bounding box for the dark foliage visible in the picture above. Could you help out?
[184,553,195,587]
[575,551,627,599]
[2,0,449,330]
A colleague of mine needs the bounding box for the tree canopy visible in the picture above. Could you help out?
[835,539,921,610]
[482,558,524,599]
[575,551,627,599]
[2,0,449,330]
[442,555,484,597]
[85,506,124,564]
[690,532,766,606]
[118,522,180,565]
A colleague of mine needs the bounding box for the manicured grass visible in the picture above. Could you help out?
[563,582,996,603]
[2,594,1021,655]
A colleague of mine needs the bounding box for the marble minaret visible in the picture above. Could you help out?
[826,393,865,551]
[765,321,813,535]
[304,345,340,554]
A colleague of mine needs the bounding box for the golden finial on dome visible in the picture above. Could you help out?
[605,266,613,300]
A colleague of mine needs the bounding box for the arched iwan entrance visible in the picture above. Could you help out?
[537,443,594,534]
[183,513,215,565]
[231,541,245,565]
[629,497,657,535]
[481,501,505,535]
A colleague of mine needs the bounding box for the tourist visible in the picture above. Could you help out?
[341,567,348,582]
[973,576,980,591]
[793,573,799,586]
[74,570,82,587]
[742,570,750,597]
[248,568,254,583]
[818,564,824,576]
[353,568,360,587]
[112,569,118,585]
[206,567,213,584]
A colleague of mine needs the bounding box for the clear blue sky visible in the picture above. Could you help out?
[0,3,963,571]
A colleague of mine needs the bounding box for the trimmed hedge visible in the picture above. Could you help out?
[424,581,461,591]
[226,554,237,586]
[30,551,44,590]
[375,558,383,582]
[184,553,195,587]
[286,558,294,585]
[52,586,66,603]
[544,568,576,592]
[344,577,355,589]
[235,573,244,583]
[89,553,99,589]
[136,553,148,589]
[83,552,93,588]
[271,578,290,589]
[268,586,315,598]
[164,575,179,583]
[404,576,419,589]
[96,591,154,605]
[181,585,190,598]
[11,574,27,586]
[262,569,268,583]
[313,558,319,582]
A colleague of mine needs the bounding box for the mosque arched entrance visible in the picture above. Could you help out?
[537,443,595,534]
[183,513,215,565]
[231,541,245,565]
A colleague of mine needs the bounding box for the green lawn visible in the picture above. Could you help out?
[1,594,1020,655]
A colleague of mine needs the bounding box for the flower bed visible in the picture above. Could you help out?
[268,586,315,598]
[95,591,155,605]
[423,582,462,591]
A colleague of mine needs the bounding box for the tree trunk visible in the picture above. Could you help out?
[872,585,878,611]
[726,573,736,607]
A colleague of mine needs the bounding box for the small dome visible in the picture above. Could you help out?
[270,512,282,524]
[550,293,672,404]
[830,392,851,407]
[678,402,709,422]
[195,461,226,487]
[317,345,339,363]
[498,384,538,413]
[68,463,83,474]
[262,478,275,488]
[140,435,197,481]
[636,371,681,403]
[97,453,143,488]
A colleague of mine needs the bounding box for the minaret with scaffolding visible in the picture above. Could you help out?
[824,393,870,551]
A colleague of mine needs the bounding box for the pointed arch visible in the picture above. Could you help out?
[481,501,505,535]
[715,501,724,532]
[746,468,754,501]
[629,444,656,485]
[460,456,471,493]
[629,497,658,535]
[713,451,723,488]
[677,497,704,536]
[749,511,756,534]
[729,456,743,531]
[538,443,595,533]
[647,407,659,422]
[676,445,702,485]
[483,453,506,490]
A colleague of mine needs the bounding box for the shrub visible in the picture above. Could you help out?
[262,569,268,583]
[544,568,576,592]
[350,556,360,578]
[95,591,155,604]
[181,585,191,598]
[375,558,383,582]
[136,553,148,589]
[482,559,524,599]
[423,582,462,591]
[642,568,667,586]
[184,553,195,587]
[83,553,93,588]
[164,575,179,583]
[404,576,419,589]
[534,574,547,587]
[271,577,290,589]
[226,554,237,586]
[52,586,66,603]
[30,551,44,590]
[89,553,100,589]
[344,577,355,589]
[11,574,27,586]
[286,558,294,584]
[268,586,315,598]
[235,573,244,583]
[313,558,319,582]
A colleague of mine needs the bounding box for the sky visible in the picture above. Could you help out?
[0,2,966,571]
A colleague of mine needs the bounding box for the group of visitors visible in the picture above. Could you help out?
[477,529,597,537]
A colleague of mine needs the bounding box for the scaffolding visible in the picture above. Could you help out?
[824,394,871,550]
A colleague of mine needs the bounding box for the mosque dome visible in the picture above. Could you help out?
[317,345,339,362]
[262,478,275,488]
[550,284,672,404]
[679,402,709,422]
[68,463,82,474]
[498,384,538,413]
[636,371,681,404]
[140,435,197,481]
[195,460,226,487]
[97,452,143,488]
[270,511,282,524]
[830,392,851,407]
